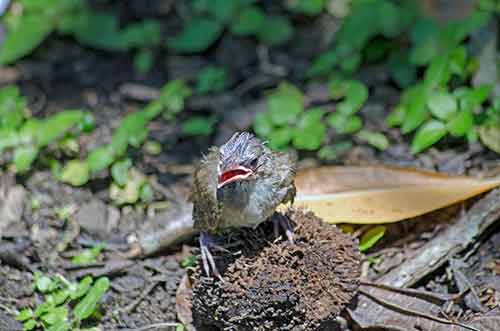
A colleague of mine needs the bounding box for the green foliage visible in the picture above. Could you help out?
[286,0,326,16]
[72,245,104,265]
[168,0,293,54]
[196,66,228,95]
[182,116,217,136]
[254,79,377,154]
[0,86,93,173]
[1,0,161,71]
[359,225,386,252]
[308,0,416,78]
[17,273,108,331]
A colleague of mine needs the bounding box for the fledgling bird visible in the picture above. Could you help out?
[191,132,296,278]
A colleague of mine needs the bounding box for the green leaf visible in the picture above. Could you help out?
[307,49,338,77]
[35,110,84,147]
[459,85,492,111]
[267,127,293,150]
[292,108,326,150]
[52,290,69,306]
[337,80,368,116]
[253,112,273,138]
[196,66,227,95]
[478,123,500,154]
[46,320,70,331]
[229,6,265,36]
[60,160,90,186]
[0,85,27,130]
[69,276,93,300]
[359,225,386,252]
[87,145,115,173]
[73,277,110,321]
[158,80,192,120]
[424,56,450,89]
[411,120,447,154]
[23,319,37,331]
[449,46,467,76]
[386,105,406,127]
[71,12,125,50]
[317,141,353,161]
[143,141,162,155]
[267,82,303,125]
[140,183,154,202]
[401,85,429,134]
[287,0,325,15]
[111,159,132,187]
[120,111,149,148]
[16,309,33,322]
[356,130,389,150]
[133,49,154,74]
[109,168,147,205]
[447,109,474,137]
[13,145,39,173]
[256,15,293,46]
[0,129,20,152]
[328,113,362,134]
[427,92,457,121]
[0,15,54,64]
[181,116,217,136]
[72,245,103,265]
[40,306,68,325]
[167,18,223,53]
[35,274,55,293]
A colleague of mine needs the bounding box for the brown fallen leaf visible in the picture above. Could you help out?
[280,165,500,224]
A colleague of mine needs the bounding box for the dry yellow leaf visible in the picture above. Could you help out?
[280,166,500,224]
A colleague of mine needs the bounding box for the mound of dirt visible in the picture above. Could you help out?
[191,208,361,331]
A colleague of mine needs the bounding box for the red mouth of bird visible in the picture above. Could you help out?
[218,166,253,188]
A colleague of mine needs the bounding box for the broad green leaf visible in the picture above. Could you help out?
[0,129,20,152]
[292,108,326,150]
[40,306,68,325]
[52,289,69,305]
[120,111,149,147]
[328,113,362,134]
[181,116,217,136]
[478,123,500,154]
[196,66,227,95]
[307,48,338,77]
[167,18,223,53]
[317,141,353,161]
[359,225,386,252]
[229,6,265,36]
[424,56,450,89]
[0,85,26,129]
[387,50,417,88]
[356,130,389,150]
[109,168,146,205]
[144,141,162,155]
[16,309,33,322]
[23,319,37,331]
[268,82,303,125]
[87,145,115,173]
[386,105,406,127]
[447,109,474,137]
[401,85,429,134]
[256,15,293,46]
[459,85,492,111]
[337,80,368,115]
[111,158,132,187]
[140,183,154,202]
[34,274,54,293]
[69,276,93,300]
[411,120,447,154]
[253,112,273,137]
[133,49,154,74]
[427,92,457,121]
[72,245,103,265]
[158,80,192,120]
[46,320,70,331]
[13,145,39,173]
[449,46,467,75]
[267,127,293,150]
[339,52,361,74]
[60,160,89,186]
[71,12,124,50]
[377,0,400,37]
[287,0,325,15]
[35,110,84,147]
[119,20,161,48]
[0,15,54,64]
[74,277,110,321]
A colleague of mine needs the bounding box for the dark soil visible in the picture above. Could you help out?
[192,209,361,331]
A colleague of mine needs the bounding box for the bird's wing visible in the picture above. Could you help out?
[274,151,297,205]
[191,147,221,232]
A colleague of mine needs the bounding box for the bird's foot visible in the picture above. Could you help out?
[273,213,294,244]
[199,232,224,282]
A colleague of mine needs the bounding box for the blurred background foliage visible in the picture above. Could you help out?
[0,0,499,196]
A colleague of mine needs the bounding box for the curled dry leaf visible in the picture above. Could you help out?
[280,165,500,224]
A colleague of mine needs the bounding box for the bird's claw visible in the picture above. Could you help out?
[273,213,294,244]
[199,232,224,282]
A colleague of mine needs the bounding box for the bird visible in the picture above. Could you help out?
[191,132,296,279]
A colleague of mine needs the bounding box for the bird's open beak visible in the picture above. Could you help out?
[218,165,253,189]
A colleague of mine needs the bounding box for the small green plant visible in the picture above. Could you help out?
[71,245,104,265]
[1,0,161,72]
[58,79,191,187]
[253,79,386,156]
[16,273,109,331]
[0,85,94,173]
[196,66,228,95]
[167,0,293,54]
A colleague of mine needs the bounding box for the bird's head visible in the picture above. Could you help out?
[217,132,268,189]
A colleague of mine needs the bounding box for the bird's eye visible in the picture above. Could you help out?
[249,157,258,168]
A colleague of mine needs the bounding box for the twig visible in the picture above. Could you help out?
[114,277,163,314]
[356,288,481,331]
[120,322,180,331]
[378,188,500,287]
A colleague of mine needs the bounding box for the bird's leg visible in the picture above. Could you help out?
[272,213,294,244]
[199,231,224,281]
